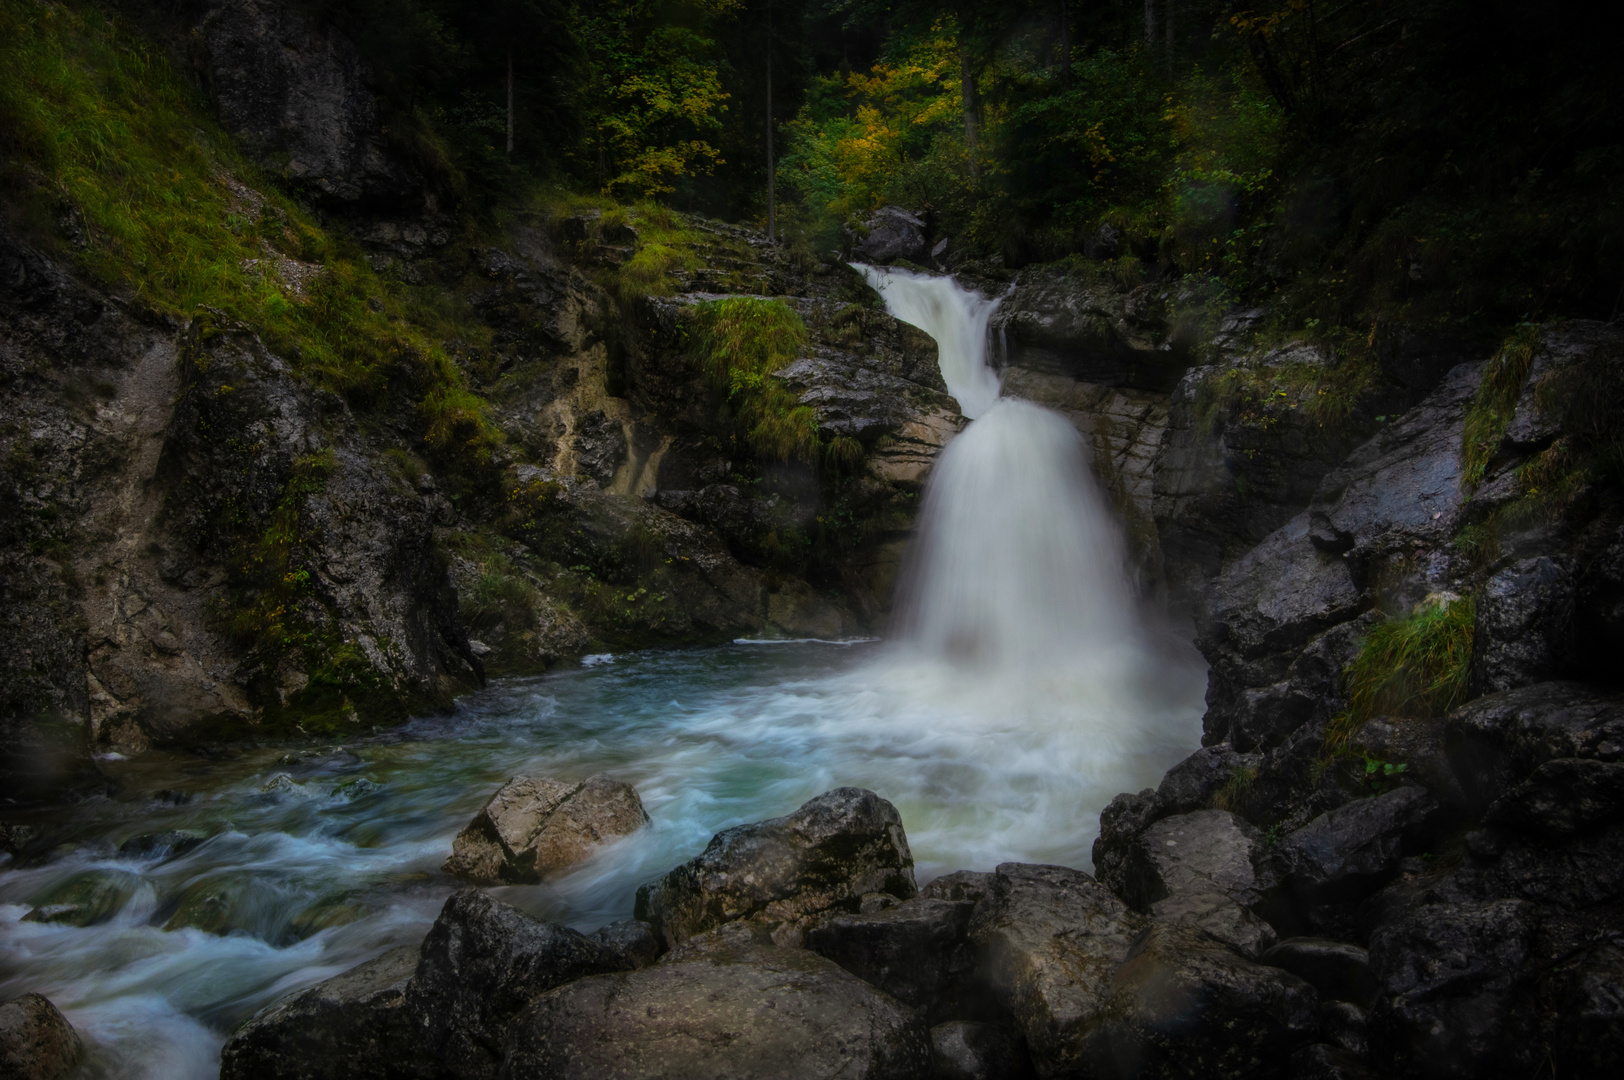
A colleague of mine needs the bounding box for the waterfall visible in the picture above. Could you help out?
[856,262,1148,674]
[855,265,1003,418]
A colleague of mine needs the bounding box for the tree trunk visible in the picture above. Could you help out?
[1058,0,1072,88]
[1144,0,1156,49]
[1165,0,1174,76]
[506,47,514,155]
[766,2,775,240]
[960,46,981,181]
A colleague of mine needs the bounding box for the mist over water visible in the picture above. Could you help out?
[0,268,1204,1079]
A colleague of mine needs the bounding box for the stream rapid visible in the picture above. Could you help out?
[1,268,1206,1079]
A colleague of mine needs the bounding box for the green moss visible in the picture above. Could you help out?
[1461,324,1541,491]
[1195,340,1379,438]
[0,0,499,468]
[689,297,822,465]
[1330,594,1477,747]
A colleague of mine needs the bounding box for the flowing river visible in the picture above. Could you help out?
[0,269,1207,1079]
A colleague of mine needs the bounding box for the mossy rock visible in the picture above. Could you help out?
[161,875,257,935]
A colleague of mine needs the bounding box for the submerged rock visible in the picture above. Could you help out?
[220,945,421,1080]
[634,787,917,948]
[443,772,648,884]
[0,993,83,1080]
[21,870,140,927]
[501,943,933,1079]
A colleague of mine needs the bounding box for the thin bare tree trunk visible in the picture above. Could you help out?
[766,2,775,241]
[506,47,514,155]
[960,47,980,180]
[1058,0,1072,88]
[1144,0,1156,49]
[1165,0,1174,76]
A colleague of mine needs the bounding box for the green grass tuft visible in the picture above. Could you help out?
[1330,594,1476,747]
[1461,324,1541,491]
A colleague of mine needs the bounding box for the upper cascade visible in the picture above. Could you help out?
[854,264,1003,419]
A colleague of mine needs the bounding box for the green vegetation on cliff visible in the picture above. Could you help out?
[1333,593,1476,744]
[0,0,500,467]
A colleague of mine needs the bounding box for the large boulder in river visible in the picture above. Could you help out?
[220,945,422,1080]
[501,937,933,1079]
[406,890,623,1080]
[443,772,648,884]
[0,993,83,1080]
[634,787,917,948]
[968,863,1147,1077]
[1074,922,1320,1080]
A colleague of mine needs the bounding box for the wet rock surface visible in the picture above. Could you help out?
[969,863,1147,1077]
[443,773,648,884]
[634,787,917,947]
[502,943,933,1080]
[0,993,83,1080]
[1076,922,1320,1080]
[220,945,421,1080]
[928,1021,1033,1080]
[406,890,622,1079]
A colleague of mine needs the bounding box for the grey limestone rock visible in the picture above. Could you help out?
[1367,899,1539,1078]
[1482,757,1624,836]
[220,945,422,1080]
[1444,681,1624,818]
[1120,810,1281,957]
[805,897,978,1023]
[198,0,420,206]
[589,918,662,970]
[968,863,1147,1077]
[1471,556,1575,695]
[1274,787,1440,906]
[1092,788,1158,899]
[929,1021,1033,1080]
[1152,745,1263,817]
[853,206,928,265]
[499,944,933,1080]
[406,890,621,1080]
[1261,937,1374,1006]
[634,787,917,948]
[444,773,648,884]
[1288,1043,1378,1080]
[920,869,996,905]
[1074,922,1320,1080]
[0,993,83,1080]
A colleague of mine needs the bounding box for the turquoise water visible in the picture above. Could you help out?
[0,634,1204,1078]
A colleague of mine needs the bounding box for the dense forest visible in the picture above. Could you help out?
[267,0,1624,330]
